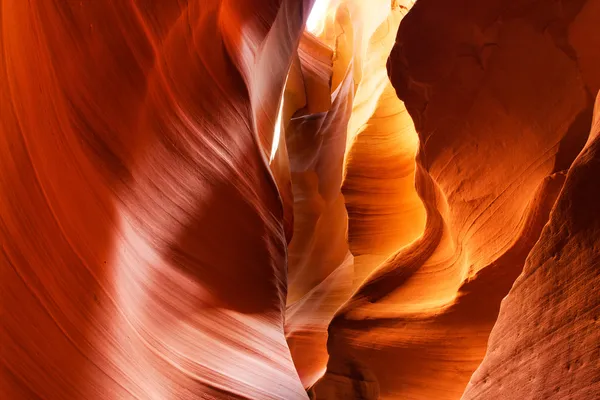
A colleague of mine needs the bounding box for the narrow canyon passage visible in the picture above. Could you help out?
[1,1,599,399]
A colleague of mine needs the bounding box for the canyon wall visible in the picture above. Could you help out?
[1,0,599,399]
[315,0,600,398]
[462,90,600,400]
[1,1,314,399]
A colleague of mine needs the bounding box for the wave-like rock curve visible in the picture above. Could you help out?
[1,0,600,399]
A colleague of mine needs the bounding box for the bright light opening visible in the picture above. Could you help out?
[271,0,333,164]
[306,0,332,35]
[269,90,285,163]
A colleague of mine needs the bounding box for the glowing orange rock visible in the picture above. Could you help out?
[284,1,423,390]
[2,0,600,399]
[315,0,598,398]
[284,32,353,389]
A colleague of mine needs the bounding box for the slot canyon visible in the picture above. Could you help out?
[1,0,599,399]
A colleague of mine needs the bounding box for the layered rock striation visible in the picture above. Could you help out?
[1,0,599,399]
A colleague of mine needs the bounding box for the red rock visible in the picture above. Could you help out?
[461,92,600,400]
[2,0,600,399]
[315,0,598,398]
[1,1,314,398]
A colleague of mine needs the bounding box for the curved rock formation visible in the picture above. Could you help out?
[284,31,354,388]
[1,1,314,398]
[285,1,424,390]
[2,0,600,399]
[462,90,600,400]
[315,0,599,398]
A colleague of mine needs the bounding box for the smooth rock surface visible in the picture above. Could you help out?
[0,1,313,399]
[315,0,598,398]
[462,92,600,400]
[2,1,600,399]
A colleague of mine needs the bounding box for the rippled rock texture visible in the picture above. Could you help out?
[1,0,599,399]
[314,0,600,398]
[1,1,314,398]
[462,90,600,400]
